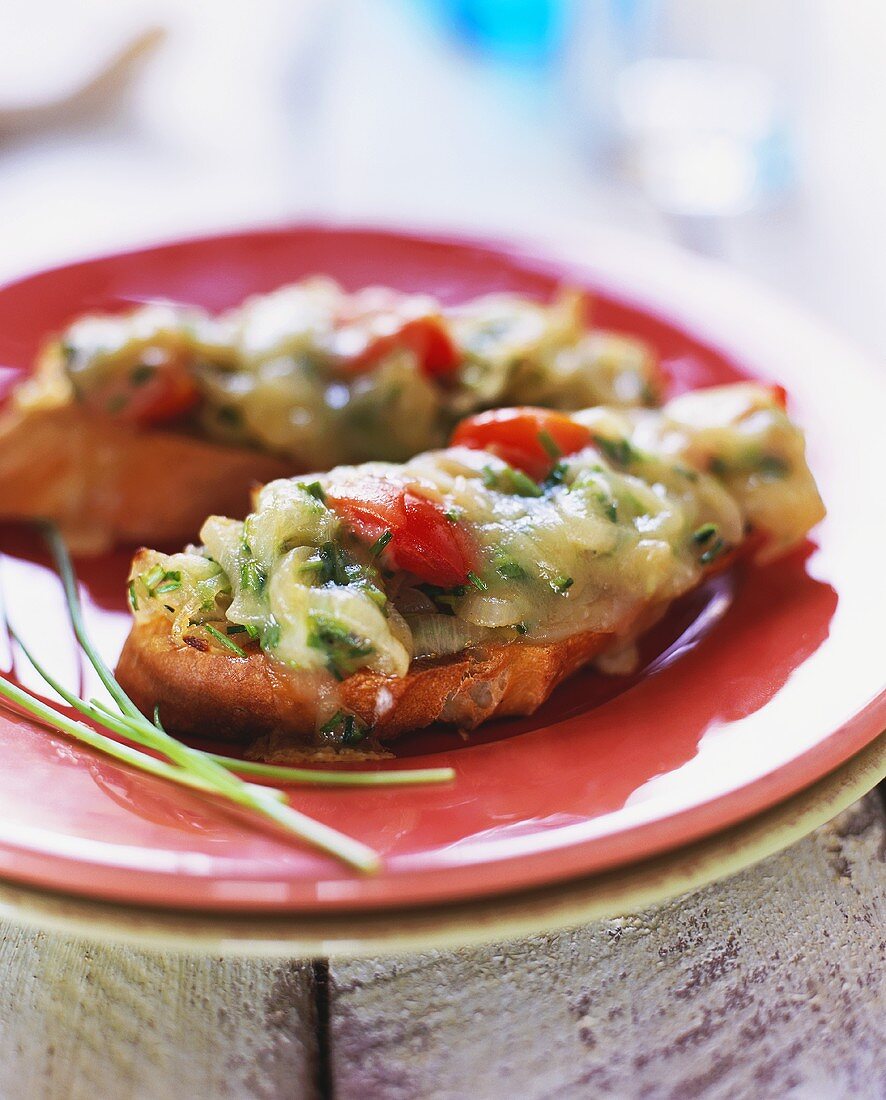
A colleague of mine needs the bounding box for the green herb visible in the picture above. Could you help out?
[370,530,393,556]
[692,522,718,545]
[154,578,182,595]
[130,363,156,387]
[700,539,726,565]
[207,754,454,788]
[467,571,488,592]
[444,508,462,524]
[759,454,790,479]
[32,524,382,871]
[594,435,641,468]
[261,621,281,648]
[543,461,568,490]
[494,557,527,581]
[226,624,247,634]
[307,612,373,679]
[551,575,574,594]
[127,580,138,611]
[318,541,350,586]
[299,480,327,503]
[239,548,266,595]
[216,405,243,428]
[203,623,247,656]
[319,710,369,747]
[538,429,562,460]
[140,563,166,592]
[481,464,543,498]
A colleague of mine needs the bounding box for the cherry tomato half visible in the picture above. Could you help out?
[326,478,475,588]
[451,407,592,480]
[331,291,459,378]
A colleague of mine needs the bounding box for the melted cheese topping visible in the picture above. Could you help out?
[49,280,659,466]
[130,384,824,694]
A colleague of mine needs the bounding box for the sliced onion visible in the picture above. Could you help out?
[406,614,491,658]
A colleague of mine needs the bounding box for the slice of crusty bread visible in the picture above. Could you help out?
[0,400,290,552]
[116,616,618,754]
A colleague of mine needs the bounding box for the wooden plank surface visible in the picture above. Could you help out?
[0,936,318,1099]
[0,794,881,1099]
[328,793,886,1100]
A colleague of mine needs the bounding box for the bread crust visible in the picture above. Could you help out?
[116,616,618,754]
[0,400,290,552]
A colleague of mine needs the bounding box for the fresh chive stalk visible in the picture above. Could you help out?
[39,524,380,872]
[2,525,455,871]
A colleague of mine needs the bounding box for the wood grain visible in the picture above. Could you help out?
[0,795,881,1099]
[0,933,318,1099]
[328,793,886,1099]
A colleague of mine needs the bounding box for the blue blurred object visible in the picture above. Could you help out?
[426,0,573,65]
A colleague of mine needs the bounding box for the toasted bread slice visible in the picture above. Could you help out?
[0,398,290,552]
[117,615,619,755]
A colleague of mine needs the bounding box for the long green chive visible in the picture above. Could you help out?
[207,755,455,788]
[40,524,380,872]
[203,623,247,657]
[467,570,488,592]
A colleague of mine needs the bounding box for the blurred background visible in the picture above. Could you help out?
[1,0,884,354]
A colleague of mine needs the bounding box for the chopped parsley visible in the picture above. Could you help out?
[551,575,574,594]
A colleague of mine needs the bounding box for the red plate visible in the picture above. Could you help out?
[0,225,883,913]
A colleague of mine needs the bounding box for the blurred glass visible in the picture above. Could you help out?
[567,1,795,225]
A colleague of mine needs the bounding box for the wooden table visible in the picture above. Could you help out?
[0,783,881,1099]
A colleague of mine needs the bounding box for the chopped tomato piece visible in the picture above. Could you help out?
[451,407,592,480]
[331,291,459,378]
[84,348,201,427]
[767,383,788,410]
[326,478,474,587]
